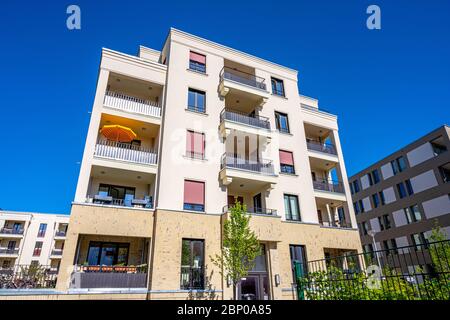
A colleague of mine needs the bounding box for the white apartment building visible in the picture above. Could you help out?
[57,28,362,300]
[0,211,69,271]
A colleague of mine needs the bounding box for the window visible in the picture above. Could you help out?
[271,77,285,96]
[405,179,414,195]
[430,137,447,155]
[350,183,355,195]
[180,239,204,289]
[97,184,136,207]
[284,194,300,221]
[189,51,206,73]
[354,201,364,215]
[30,261,39,267]
[383,239,398,254]
[33,241,43,256]
[37,223,47,237]
[289,245,307,282]
[360,221,369,236]
[2,260,11,268]
[187,88,206,113]
[411,233,428,250]
[367,173,373,186]
[358,200,365,213]
[337,207,346,225]
[372,193,380,208]
[186,130,205,159]
[378,214,391,230]
[352,180,360,193]
[363,244,374,254]
[87,242,129,266]
[7,241,16,251]
[371,169,381,184]
[183,180,205,212]
[439,163,450,183]
[279,150,295,174]
[274,112,290,133]
[379,191,386,205]
[391,156,407,174]
[405,205,422,224]
[397,182,407,199]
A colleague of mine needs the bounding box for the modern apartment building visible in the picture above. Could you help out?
[0,211,69,271]
[57,28,362,300]
[349,125,450,257]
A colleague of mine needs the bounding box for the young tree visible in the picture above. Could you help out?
[211,201,261,300]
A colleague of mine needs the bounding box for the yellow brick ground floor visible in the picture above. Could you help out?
[2,204,362,300]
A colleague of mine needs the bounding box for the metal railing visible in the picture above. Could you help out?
[55,230,67,237]
[180,266,205,290]
[0,265,58,289]
[0,228,24,235]
[220,108,270,130]
[103,91,161,118]
[306,140,337,155]
[91,195,153,209]
[313,179,344,194]
[94,140,158,165]
[294,240,450,300]
[0,248,19,255]
[220,66,267,91]
[222,205,277,216]
[51,249,63,256]
[71,265,148,289]
[221,153,275,175]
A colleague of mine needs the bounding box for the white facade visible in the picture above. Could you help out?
[0,211,69,269]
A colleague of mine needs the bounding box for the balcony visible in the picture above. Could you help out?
[103,91,161,119]
[50,249,63,258]
[55,230,67,238]
[90,195,153,209]
[313,179,344,194]
[70,265,147,289]
[0,228,24,238]
[219,109,272,142]
[94,140,158,166]
[220,153,277,187]
[307,140,337,156]
[222,205,277,216]
[0,248,19,257]
[219,67,269,106]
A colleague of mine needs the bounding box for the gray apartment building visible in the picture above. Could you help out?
[349,125,450,255]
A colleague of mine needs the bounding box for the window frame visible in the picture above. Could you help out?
[274,111,290,134]
[271,77,285,97]
[284,194,301,221]
[180,238,205,290]
[188,51,206,73]
[183,180,205,212]
[187,88,206,113]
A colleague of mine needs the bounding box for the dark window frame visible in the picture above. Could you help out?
[274,111,290,134]
[180,238,205,290]
[187,88,206,113]
[284,194,301,221]
[271,77,285,97]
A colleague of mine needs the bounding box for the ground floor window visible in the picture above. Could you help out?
[180,239,205,289]
[86,241,130,266]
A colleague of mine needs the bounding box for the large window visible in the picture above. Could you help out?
[391,156,407,174]
[33,241,43,256]
[274,112,290,133]
[397,182,407,199]
[371,169,381,184]
[98,184,136,206]
[405,205,422,224]
[378,214,391,230]
[372,193,380,208]
[37,223,47,237]
[183,180,205,212]
[289,245,307,282]
[279,150,295,174]
[186,130,205,159]
[86,242,129,266]
[187,88,206,113]
[180,239,205,290]
[361,221,369,236]
[284,194,300,221]
[189,51,206,73]
[411,233,428,250]
[271,77,285,96]
[352,180,360,193]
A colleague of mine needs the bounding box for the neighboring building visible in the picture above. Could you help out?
[57,28,362,300]
[0,211,69,271]
[349,125,450,256]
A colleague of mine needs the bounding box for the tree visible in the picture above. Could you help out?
[211,201,261,300]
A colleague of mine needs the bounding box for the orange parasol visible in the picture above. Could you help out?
[100,125,137,142]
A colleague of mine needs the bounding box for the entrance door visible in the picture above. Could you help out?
[253,193,262,213]
[239,274,270,300]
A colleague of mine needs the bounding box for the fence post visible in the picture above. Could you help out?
[294,261,305,300]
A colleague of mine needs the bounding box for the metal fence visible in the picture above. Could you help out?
[294,240,450,300]
[0,265,58,289]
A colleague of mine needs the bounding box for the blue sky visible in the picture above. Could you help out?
[0,0,449,214]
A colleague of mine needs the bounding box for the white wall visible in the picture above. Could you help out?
[407,143,435,167]
[410,170,438,194]
[422,195,450,219]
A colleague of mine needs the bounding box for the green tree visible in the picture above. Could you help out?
[211,201,261,300]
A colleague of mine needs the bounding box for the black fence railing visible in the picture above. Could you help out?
[313,179,344,194]
[0,228,24,235]
[180,266,205,290]
[306,140,337,155]
[220,66,267,91]
[0,265,58,289]
[222,205,277,216]
[294,240,450,300]
[55,230,67,237]
[220,109,271,130]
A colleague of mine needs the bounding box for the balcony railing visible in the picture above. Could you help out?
[220,109,270,130]
[71,265,147,289]
[0,248,19,255]
[55,230,67,237]
[0,228,24,235]
[223,205,277,216]
[94,140,158,165]
[306,140,337,155]
[180,266,204,290]
[103,91,161,118]
[91,195,153,209]
[221,153,275,175]
[0,265,58,289]
[51,249,63,256]
[220,67,267,91]
[313,179,345,194]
